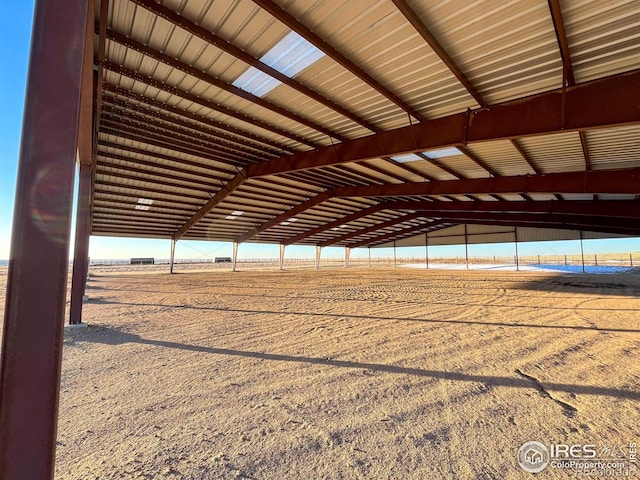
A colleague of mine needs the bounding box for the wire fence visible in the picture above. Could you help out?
[87,253,637,269]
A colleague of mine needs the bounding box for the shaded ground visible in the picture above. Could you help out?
[2,266,640,478]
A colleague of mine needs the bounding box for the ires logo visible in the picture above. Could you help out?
[549,444,597,459]
[518,442,597,473]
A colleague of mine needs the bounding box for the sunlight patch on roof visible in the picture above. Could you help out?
[232,31,325,97]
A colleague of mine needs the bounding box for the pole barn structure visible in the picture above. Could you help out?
[2,0,640,477]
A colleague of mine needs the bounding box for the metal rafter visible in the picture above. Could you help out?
[380,199,640,218]
[129,0,379,133]
[392,0,546,179]
[548,0,592,171]
[251,0,427,122]
[244,70,640,177]
[350,220,449,248]
[332,168,640,197]
[102,62,319,148]
[102,84,294,153]
[319,212,425,247]
[172,70,640,241]
[101,97,280,158]
[100,114,260,164]
[285,198,640,246]
[105,29,348,142]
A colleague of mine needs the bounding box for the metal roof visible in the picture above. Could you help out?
[87,0,640,247]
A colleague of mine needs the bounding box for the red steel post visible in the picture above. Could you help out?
[0,0,89,477]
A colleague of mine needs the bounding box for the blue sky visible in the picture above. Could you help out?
[1,2,637,262]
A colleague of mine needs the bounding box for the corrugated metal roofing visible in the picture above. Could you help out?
[87,0,640,248]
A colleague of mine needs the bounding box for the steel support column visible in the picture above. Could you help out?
[425,232,429,269]
[580,231,586,273]
[464,225,469,270]
[279,244,285,271]
[345,247,351,268]
[368,247,371,268]
[315,246,321,269]
[393,241,397,268]
[69,163,92,324]
[0,0,89,477]
[169,239,176,274]
[232,241,238,272]
[514,227,520,272]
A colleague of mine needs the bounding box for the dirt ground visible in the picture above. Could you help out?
[1,265,639,479]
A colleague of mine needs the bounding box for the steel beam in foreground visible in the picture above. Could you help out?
[0,0,89,477]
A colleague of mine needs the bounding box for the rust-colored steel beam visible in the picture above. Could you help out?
[236,190,334,243]
[239,169,640,244]
[97,140,236,177]
[579,130,592,171]
[391,0,545,181]
[0,0,89,477]
[284,203,391,245]
[361,216,637,249]
[251,0,426,122]
[380,199,640,218]
[319,212,425,247]
[100,105,267,161]
[417,211,640,232]
[350,220,447,248]
[391,0,485,108]
[549,0,575,86]
[95,164,215,194]
[105,29,347,142]
[173,171,248,240]
[510,139,543,174]
[129,0,378,133]
[100,126,247,168]
[100,114,257,165]
[332,168,640,197]
[285,200,640,245]
[102,62,319,149]
[102,84,295,153]
[97,151,231,184]
[69,163,92,325]
[245,69,640,177]
[102,96,280,158]
[424,217,639,237]
[548,0,592,171]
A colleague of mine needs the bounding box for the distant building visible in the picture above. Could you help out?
[130,258,154,265]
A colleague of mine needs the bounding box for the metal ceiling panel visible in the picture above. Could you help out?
[518,131,585,173]
[563,0,640,83]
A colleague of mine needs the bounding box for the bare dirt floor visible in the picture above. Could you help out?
[2,265,640,479]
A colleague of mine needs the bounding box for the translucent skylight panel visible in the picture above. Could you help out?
[423,147,461,158]
[232,31,325,97]
[392,153,422,163]
[225,210,244,220]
